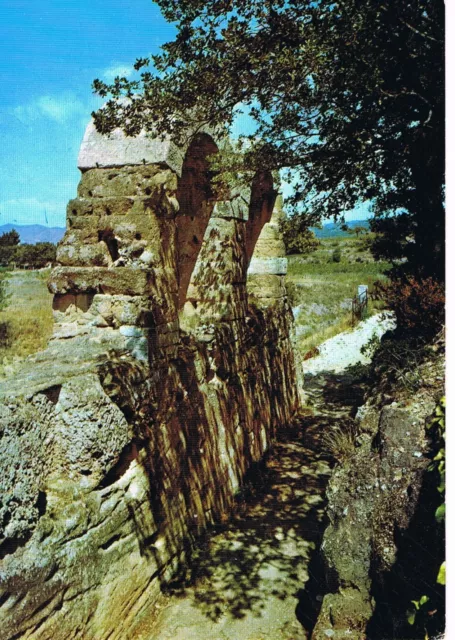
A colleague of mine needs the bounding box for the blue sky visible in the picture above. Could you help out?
[0,0,370,228]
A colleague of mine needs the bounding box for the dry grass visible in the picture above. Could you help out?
[287,235,390,358]
[297,315,355,355]
[322,423,358,461]
[0,270,54,373]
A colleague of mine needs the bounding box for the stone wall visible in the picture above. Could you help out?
[0,126,301,639]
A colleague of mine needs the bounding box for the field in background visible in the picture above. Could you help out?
[287,235,390,356]
[0,235,389,373]
[0,269,54,375]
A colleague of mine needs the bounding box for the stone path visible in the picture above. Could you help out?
[132,316,384,640]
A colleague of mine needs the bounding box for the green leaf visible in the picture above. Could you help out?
[437,562,446,586]
[419,595,429,606]
[407,609,416,625]
[435,503,445,523]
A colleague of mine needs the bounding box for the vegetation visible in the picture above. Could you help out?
[332,247,341,263]
[381,276,445,340]
[92,0,444,282]
[0,270,54,374]
[0,230,57,269]
[286,235,389,356]
[346,225,367,238]
[279,215,320,256]
[0,229,20,266]
[406,397,445,639]
[0,271,9,312]
[322,422,358,462]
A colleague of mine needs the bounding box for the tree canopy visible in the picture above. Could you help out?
[93,0,444,279]
[0,229,20,247]
[0,231,56,268]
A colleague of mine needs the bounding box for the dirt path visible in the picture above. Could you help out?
[133,316,386,639]
[134,402,359,639]
[303,311,395,375]
[133,422,331,640]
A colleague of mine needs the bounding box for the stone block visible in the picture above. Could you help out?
[90,294,153,327]
[251,222,286,258]
[57,241,112,267]
[247,256,288,276]
[78,121,185,175]
[247,273,286,299]
[212,197,249,221]
[52,293,94,314]
[67,197,135,218]
[49,266,154,296]
[77,165,178,199]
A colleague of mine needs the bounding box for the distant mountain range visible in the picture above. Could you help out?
[0,224,65,245]
[311,219,370,239]
[0,218,369,245]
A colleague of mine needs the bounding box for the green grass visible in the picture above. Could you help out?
[287,236,390,356]
[0,269,54,374]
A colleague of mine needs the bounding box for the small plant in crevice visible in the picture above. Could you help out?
[322,422,358,462]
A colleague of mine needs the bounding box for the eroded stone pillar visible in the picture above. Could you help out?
[49,164,181,360]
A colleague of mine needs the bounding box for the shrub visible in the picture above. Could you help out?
[384,276,445,338]
[279,216,321,255]
[332,247,342,263]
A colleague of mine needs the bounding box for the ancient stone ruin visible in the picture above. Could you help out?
[0,122,301,639]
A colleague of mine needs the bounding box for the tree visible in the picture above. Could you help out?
[0,229,20,247]
[347,226,367,238]
[15,243,57,269]
[0,230,20,266]
[280,216,320,255]
[92,0,444,280]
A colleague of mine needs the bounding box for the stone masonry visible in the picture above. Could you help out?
[0,123,301,639]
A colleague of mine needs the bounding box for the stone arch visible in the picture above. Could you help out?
[175,133,219,308]
[245,171,276,266]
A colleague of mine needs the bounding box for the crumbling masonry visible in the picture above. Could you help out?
[0,123,301,639]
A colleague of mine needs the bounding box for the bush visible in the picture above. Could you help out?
[384,276,445,338]
[279,215,320,255]
[332,247,342,262]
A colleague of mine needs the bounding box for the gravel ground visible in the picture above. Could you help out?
[304,311,396,375]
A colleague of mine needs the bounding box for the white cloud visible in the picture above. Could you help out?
[103,64,133,81]
[12,92,87,125]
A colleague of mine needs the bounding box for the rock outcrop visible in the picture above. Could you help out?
[312,340,445,640]
[0,127,301,639]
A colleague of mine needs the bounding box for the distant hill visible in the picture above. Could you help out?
[0,224,65,245]
[0,219,369,244]
[311,219,370,239]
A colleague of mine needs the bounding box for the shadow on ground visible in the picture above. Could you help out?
[162,422,331,634]
[145,367,369,639]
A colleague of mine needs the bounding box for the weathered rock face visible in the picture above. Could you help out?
[312,346,445,640]
[0,128,301,639]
